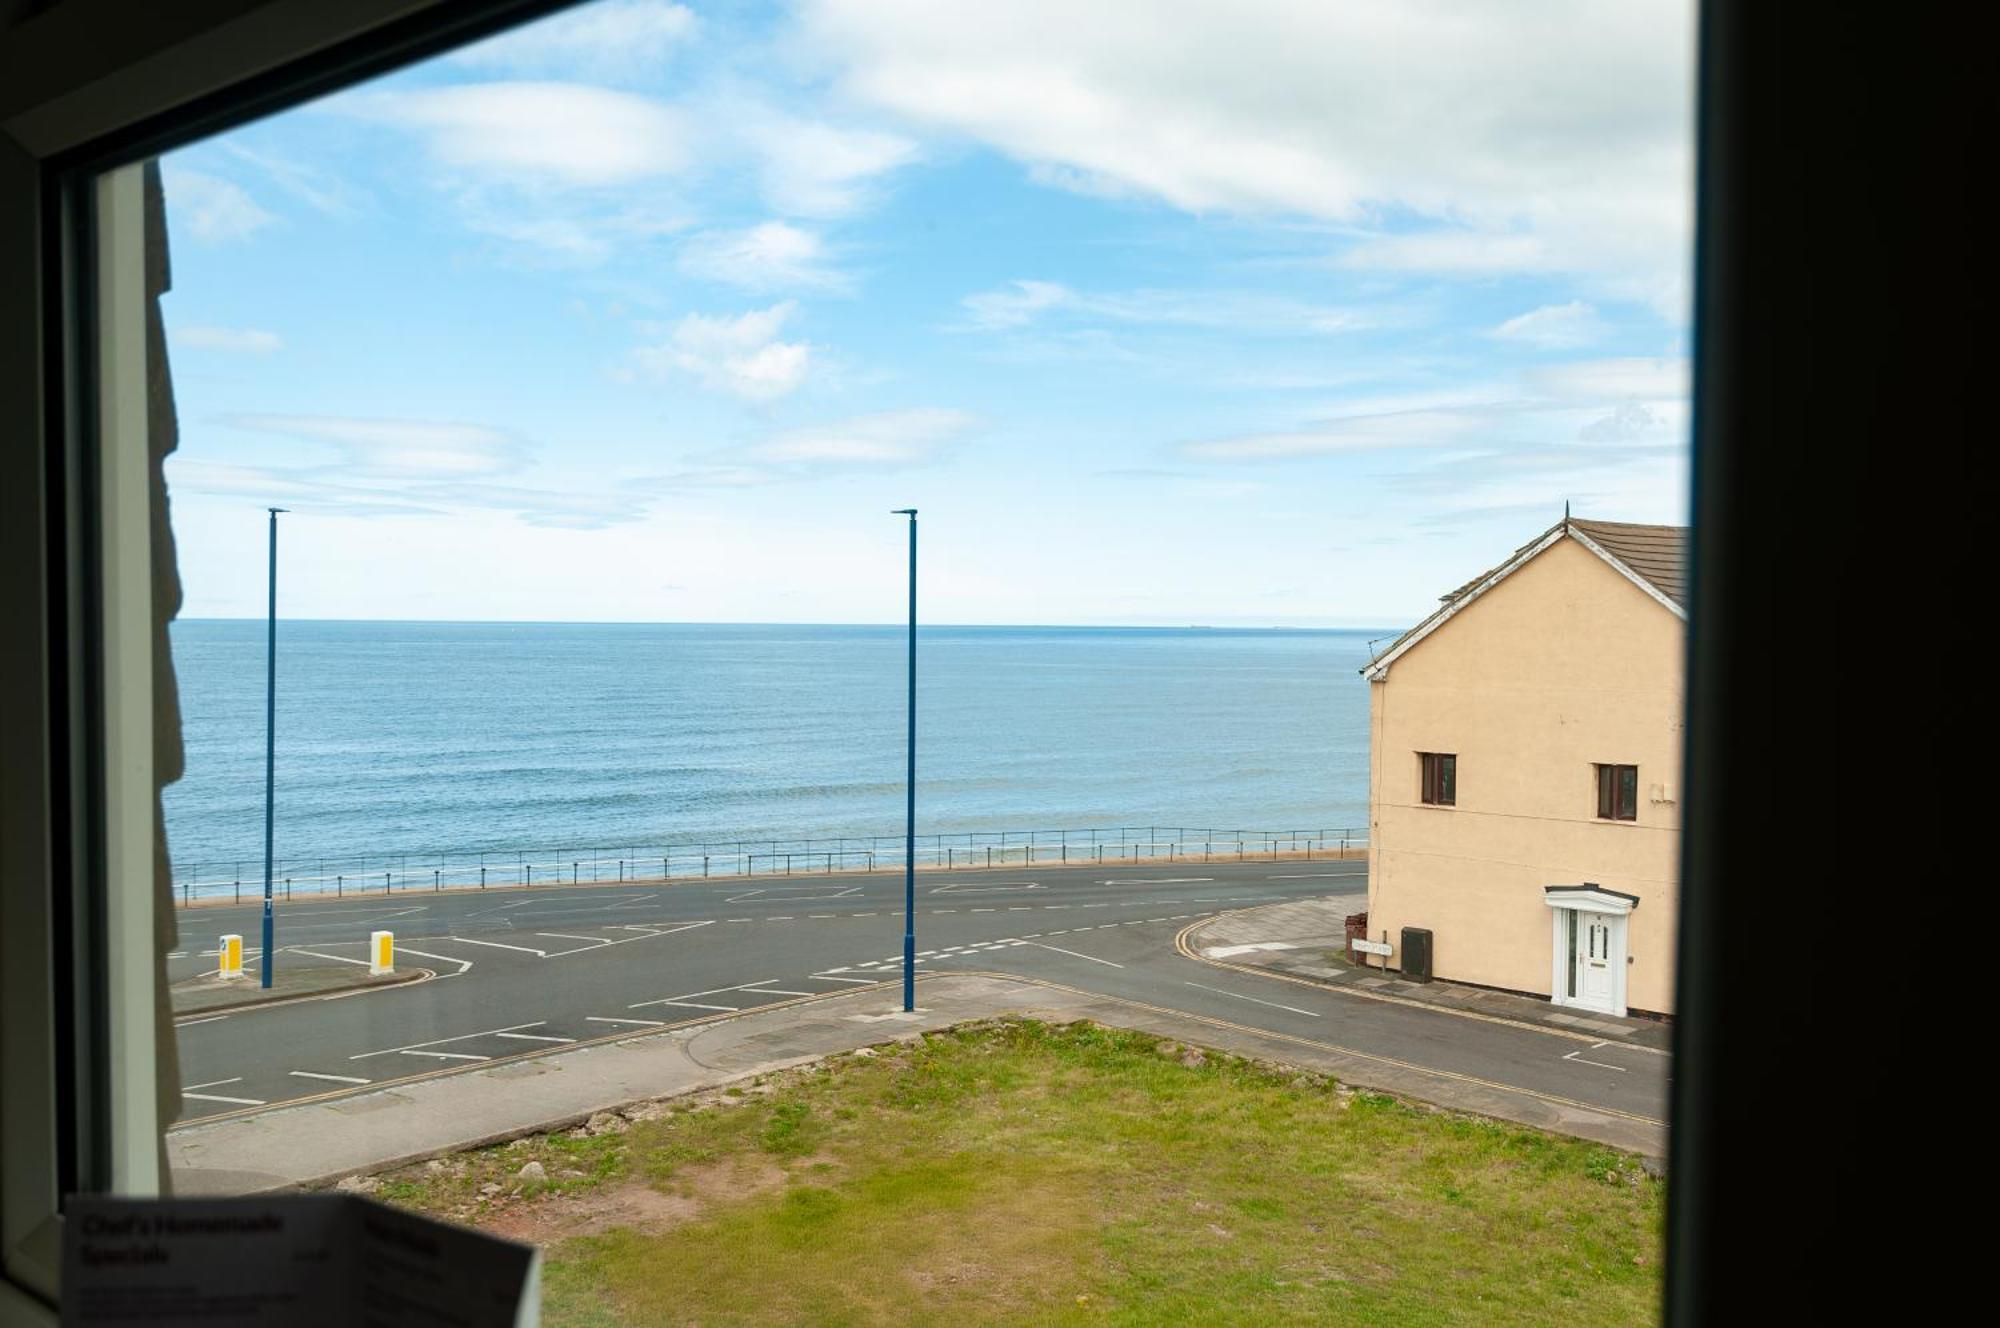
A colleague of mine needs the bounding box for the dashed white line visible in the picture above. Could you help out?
[289,1070,371,1085]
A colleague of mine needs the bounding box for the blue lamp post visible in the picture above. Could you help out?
[892,508,917,1011]
[260,507,287,987]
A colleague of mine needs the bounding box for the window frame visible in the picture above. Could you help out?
[1595,763,1640,821]
[1418,751,1457,806]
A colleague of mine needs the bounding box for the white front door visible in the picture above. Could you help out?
[1575,913,1617,1012]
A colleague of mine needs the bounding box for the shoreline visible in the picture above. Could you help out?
[169,843,1369,910]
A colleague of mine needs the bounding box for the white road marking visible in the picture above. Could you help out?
[587,1016,665,1027]
[1021,941,1124,968]
[1562,1043,1630,1072]
[451,936,547,956]
[287,946,373,967]
[400,1049,489,1061]
[809,975,880,984]
[1266,873,1360,879]
[184,1091,266,1106]
[289,1070,371,1085]
[740,986,814,997]
[174,1015,229,1027]
[630,979,782,1010]
[397,947,474,975]
[535,932,612,944]
[1204,942,1299,958]
[184,1077,244,1090]
[1182,981,1322,1017]
[352,1021,548,1060]
[1103,877,1211,884]
[496,1032,575,1044]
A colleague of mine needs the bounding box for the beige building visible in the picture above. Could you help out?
[1361,517,1686,1017]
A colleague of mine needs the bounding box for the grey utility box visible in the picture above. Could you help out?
[1400,927,1434,982]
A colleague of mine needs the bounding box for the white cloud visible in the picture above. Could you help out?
[222,414,528,479]
[162,166,276,242]
[799,0,1694,311]
[1182,403,1500,461]
[175,325,283,354]
[452,1,697,81]
[1182,355,1690,464]
[960,279,1074,329]
[1492,301,1606,349]
[748,408,977,464]
[958,278,1371,335]
[742,111,918,217]
[342,82,688,186]
[632,301,812,401]
[678,222,846,291]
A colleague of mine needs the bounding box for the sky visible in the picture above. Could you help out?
[158,0,1695,627]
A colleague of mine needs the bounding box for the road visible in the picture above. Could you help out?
[166,860,1666,1134]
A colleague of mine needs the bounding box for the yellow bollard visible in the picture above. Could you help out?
[218,934,244,980]
[370,930,394,976]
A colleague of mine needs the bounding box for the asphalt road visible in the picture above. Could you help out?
[166,860,1667,1133]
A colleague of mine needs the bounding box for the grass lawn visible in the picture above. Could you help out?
[373,1019,1661,1326]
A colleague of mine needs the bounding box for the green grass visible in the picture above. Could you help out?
[375,1019,1661,1326]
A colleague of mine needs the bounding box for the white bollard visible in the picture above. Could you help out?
[370,930,394,976]
[218,934,244,980]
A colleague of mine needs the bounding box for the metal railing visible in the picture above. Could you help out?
[170,824,1367,906]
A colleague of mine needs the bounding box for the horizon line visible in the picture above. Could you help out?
[171,616,1401,632]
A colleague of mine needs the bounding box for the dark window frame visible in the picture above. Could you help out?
[1418,751,1456,806]
[1596,763,1639,821]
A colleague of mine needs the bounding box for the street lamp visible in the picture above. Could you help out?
[892,508,917,1011]
[261,507,287,988]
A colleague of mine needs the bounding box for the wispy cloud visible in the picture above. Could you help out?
[451,0,697,82]
[1491,301,1605,349]
[678,222,847,291]
[630,301,812,401]
[801,0,1693,312]
[175,325,283,354]
[957,279,1370,335]
[1181,356,1689,464]
[169,415,650,528]
[747,407,976,463]
[162,166,276,242]
[340,82,689,186]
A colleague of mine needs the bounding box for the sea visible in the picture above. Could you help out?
[163,621,1380,887]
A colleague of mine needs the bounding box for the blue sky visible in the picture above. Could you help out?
[159,0,1694,627]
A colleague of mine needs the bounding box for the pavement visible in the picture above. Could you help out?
[162,858,1670,1191]
[1184,897,1673,1053]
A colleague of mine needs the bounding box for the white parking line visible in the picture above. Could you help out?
[289,1070,371,1085]
[352,1021,548,1060]
[496,1032,575,1044]
[740,986,814,997]
[630,979,780,1010]
[451,936,548,956]
[184,1077,244,1091]
[184,1091,266,1106]
[400,1049,488,1061]
[586,1016,665,1027]
[1182,981,1322,1017]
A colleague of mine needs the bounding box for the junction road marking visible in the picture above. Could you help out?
[1021,941,1124,968]
[451,936,548,957]
[1182,981,1322,1017]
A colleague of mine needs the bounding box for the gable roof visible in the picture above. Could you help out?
[1362,515,1688,681]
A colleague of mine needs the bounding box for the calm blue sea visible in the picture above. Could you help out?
[163,622,1378,881]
